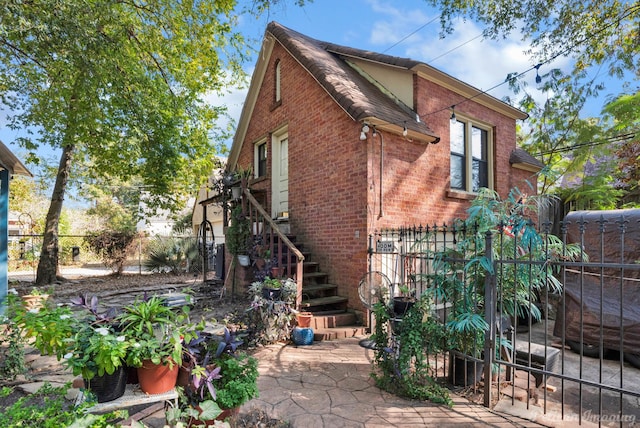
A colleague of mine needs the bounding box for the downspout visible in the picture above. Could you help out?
[373,127,384,218]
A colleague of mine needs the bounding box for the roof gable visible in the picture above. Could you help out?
[229,21,528,168]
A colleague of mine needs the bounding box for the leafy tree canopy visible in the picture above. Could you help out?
[0,0,250,213]
[427,0,638,85]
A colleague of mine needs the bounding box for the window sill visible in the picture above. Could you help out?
[446,189,477,200]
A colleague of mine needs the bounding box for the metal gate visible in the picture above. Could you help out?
[369,211,640,427]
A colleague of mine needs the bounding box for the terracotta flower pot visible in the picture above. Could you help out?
[137,359,179,394]
[296,312,313,328]
[22,294,49,311]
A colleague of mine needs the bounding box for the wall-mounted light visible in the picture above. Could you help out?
[450,106,457,125]
[402,122,408,137]
[360,123,369,141]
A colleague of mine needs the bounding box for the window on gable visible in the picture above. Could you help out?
[450,119,492,192]
[255,141,267,178]
[275,60,281,103]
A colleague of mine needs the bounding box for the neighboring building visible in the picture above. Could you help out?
[225,22,542,311]
[191,164,225,246]
[0,141,32,315]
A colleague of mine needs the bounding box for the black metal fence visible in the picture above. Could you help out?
[7,233,220,281]
[369,212,640,427]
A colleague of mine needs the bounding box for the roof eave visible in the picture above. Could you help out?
[413,64,528,121]
[0,141,32,177]
[362,117,439,144]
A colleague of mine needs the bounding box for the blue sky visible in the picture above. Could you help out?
[0,0,627,170]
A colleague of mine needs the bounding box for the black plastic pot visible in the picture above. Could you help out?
[261,287,281,300]
[84,365,127,403]
[392,297,415,317]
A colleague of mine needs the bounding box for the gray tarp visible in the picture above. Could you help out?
[554,209,640,354]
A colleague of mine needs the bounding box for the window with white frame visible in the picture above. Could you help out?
[450,119,492,192]
[255,141,267,178]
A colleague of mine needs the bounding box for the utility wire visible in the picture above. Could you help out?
[537,133,636,156]
[381,15,441,54]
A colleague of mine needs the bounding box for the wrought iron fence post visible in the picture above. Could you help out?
[483,230,496,408]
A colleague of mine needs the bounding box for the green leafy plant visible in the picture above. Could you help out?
[213,352,259,410]
[0,308,27,381]
[225,205,252,256]
[0,383,126,428]
[13,293,132,381]
[144,231,200,274]
[422,188,586,358]
[117,295,190,368]
[175,327,258,425]
[13,299,76,360]
[371,293,452,406]
[246,278,297,345]
[64,324,130,380]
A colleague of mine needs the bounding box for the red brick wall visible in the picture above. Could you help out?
[236,43,370,303]
[234,42,534,308]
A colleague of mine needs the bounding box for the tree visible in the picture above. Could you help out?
[447,0,640,209]
[426,0,639,88]
[604,92,640,207]
[0,1,251,284]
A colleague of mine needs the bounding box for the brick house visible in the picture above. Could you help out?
[224,22,541,317]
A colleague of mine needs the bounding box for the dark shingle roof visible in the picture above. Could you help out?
[510,148,544,169]
[267,22,436,139]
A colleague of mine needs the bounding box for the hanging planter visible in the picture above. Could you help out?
[237,254,250,267]
[392,297,416,317]
[231,186,242,200]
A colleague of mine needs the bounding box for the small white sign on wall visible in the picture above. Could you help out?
[376,241,395,253]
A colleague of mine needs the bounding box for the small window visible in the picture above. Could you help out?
[275,60,281,103]
[256,142,267,178]
[450,119,492,192]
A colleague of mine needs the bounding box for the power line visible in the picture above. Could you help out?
[380,3,640,125]
[536,133,636,156]
[381,15,441,54]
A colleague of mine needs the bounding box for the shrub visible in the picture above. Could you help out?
[144,232,200,274]
[84,230,137,274]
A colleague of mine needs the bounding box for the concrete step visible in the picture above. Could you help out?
[313,326,368,341]
[311,312,357,329]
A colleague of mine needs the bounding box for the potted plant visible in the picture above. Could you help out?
[371,291,452,405]
[259,277,283,300]
[13,294,131,402]
[225,205,252,267]
[117,295,192,394]
[65,323,130,402]
[21,287,50,311]
[176,327,259,425]
[392,284,416,317]
[247,278,297,345]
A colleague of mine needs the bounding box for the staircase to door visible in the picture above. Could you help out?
[242,189,365,341]
[273,229,367,341]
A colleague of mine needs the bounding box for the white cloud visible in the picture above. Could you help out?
[363,3,574,109]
